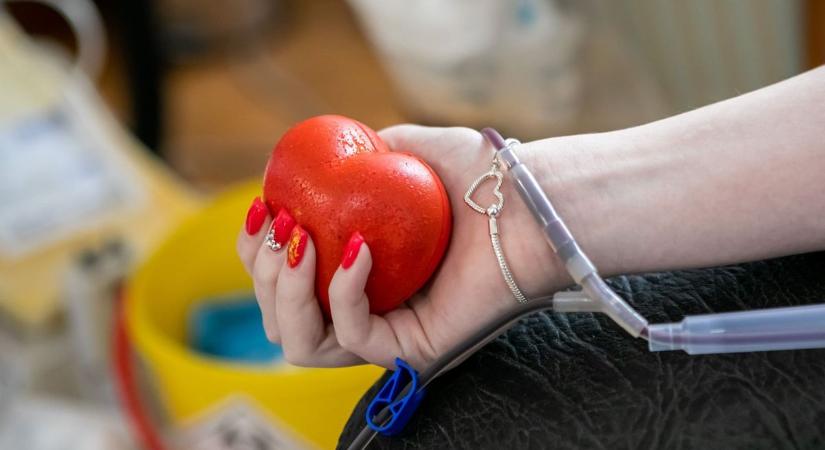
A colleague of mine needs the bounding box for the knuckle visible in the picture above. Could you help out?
[281,347,310,366]
[264,327,280,344]
[235,234,244,256]
[454,126,478,137]
[328,284,361,308]
[252,259,276,284]
[444,126,479,142]
[237,240,252,267]
[336,330,362,352]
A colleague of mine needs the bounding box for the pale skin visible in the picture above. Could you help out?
[237,66,825,371]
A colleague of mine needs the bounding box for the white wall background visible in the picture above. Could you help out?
[592,0,804,113]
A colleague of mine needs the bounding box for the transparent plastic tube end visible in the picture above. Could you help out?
[648,304,825,354]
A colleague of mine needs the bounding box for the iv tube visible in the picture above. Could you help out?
[482,128,648,337]
[483,127,825,355]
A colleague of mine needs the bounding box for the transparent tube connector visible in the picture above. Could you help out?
[499,144,648,337]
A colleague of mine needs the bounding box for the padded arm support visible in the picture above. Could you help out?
[339,253,825,450]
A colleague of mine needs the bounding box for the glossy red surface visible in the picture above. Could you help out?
[263,115,452,318]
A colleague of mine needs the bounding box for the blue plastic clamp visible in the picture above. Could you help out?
[365,357,426,436]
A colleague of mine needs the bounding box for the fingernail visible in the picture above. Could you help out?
[341,231,364,269]
[245,197,268,235]
[287,225,308,268]
[272,208,297,247]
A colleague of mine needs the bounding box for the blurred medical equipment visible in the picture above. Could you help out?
[64,239,131,404]
[0,0,196,330]
[0,3,195,446]
[0,396,133,450]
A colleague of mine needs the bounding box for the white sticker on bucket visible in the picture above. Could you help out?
[174,396,316,450]
[0,105,144,257]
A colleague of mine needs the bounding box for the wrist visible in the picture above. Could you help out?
[504,131,628,295]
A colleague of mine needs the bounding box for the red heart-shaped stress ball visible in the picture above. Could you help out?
[262,115,452,318]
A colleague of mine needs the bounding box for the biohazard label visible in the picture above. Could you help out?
[174,396,315,450]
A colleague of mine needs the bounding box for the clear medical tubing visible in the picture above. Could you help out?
[481,128,648,337]
[485,128,825,355]
[647,304,825,354]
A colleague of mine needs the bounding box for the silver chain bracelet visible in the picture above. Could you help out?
[463,138,527,303]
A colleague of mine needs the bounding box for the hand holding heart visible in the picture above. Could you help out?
[262,116,452,318]
[237,121,564,370]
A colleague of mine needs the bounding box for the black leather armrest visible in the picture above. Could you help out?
[339,253,825,450]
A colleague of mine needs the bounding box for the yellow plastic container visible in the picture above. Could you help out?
[125,181,382,449]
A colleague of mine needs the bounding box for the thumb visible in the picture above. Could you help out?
[377,124,437,155]
[378,124,484,166]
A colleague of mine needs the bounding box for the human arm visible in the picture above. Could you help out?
[236,67,825,370]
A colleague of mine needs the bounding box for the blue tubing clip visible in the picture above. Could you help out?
[365,358,426,436]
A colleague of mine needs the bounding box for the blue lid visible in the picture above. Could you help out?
[189,296,283,363]
[365,358,426,436]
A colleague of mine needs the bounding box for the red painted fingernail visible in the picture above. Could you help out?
[245,197,268,235]
[287,225,308,268]
[341,231,364,269]
[271,208,297,248]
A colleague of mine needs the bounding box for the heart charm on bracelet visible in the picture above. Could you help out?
[463,153,527,304]
[464,170,504,215]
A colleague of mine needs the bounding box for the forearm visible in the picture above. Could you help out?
[522,67,825,286]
